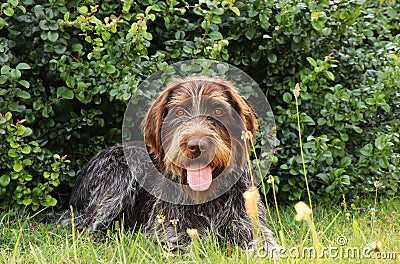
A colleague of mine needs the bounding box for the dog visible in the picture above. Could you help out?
[69,76,279,257]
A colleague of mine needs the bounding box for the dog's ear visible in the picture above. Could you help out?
[219,80,259,142]
[141,87,171,163]
[141,79,184,165]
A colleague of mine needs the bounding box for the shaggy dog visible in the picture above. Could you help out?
[69,76,278,256]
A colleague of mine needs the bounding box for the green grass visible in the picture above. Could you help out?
[1,196,399,264]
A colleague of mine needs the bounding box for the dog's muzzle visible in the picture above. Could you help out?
[184,136,215,191]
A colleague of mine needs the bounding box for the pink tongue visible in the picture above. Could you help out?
[186,166,213,191]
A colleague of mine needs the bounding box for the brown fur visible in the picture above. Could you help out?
[142,77,257,180]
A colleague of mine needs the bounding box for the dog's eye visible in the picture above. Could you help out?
[214,108,223,116]
[176,109,185,116]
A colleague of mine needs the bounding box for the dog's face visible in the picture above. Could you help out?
[142,77,258,192]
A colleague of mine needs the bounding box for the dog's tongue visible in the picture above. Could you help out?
[186,165,213,191]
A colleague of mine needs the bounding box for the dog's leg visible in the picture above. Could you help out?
[223,198,279,260]
[69,145,139,230]
[214,177,279,260]
[78,170,138,230]
[144,201,188,248]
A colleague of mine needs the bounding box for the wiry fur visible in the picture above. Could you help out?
[68,76,279,258]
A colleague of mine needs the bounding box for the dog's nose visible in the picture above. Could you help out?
[187,138,208,154]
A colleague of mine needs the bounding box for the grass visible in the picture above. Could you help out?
[1,83,399,263]
[0,196,399,263]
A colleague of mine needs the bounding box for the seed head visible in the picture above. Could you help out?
[186,228,199,240]
[293,83,301,99]
[374,180,379,189]
[370,239,383,252]
[294,201,312,221]
[162,251,174,258]
[243,187,260,220]
[157,214,165,224]
[241,130,253,141]
[267,175,275,185]
[170,219,179,227]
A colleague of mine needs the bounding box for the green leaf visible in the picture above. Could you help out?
[230,6,240,16]
[57,87,74,99]
[43,195,57,206]
[44,172,51,179]
[23,198,32,206]
[288,178,295,186]
[54,45,67,54]
[145,5,153,15]
[359,143,373,157]
[78,6,89,15]
[16,63,31,70]
[312,21,324,31]
[9,0,19,8]
[16,90,31,99]
[22,127,32,137]
[381,104,390,112]
[317,118,326,125]
[1,65,11,74]
[341,175,350,185]
[0,75,7,84]
[175,31,185,40]
[39,20,50,30]
[353,126,363,134]
[105,64,116,74]
[62,90,74,99]
[0,17,5,30]
[374,135,387,150]
[16,124,26,135]
[316,173,328,182]
[64,12,70,22]
[21,146,31,154]
[23,159,32,165]
[306,57,317,67]
[324,71,335,81]
[0,175,10,187]
[365,98,375,105]
[10,69,21,79]
[340,156,352,167]
[283,92,292,103]
[267,54,277,63]
[17,5,26,14]
[245,29,255,40]
[18,80,30,88]
[102,31,111,42]
[13,160,23,172]
[4,7,14,16]
[10,141,19,148]
[378,157,389,169]
[48,31,59,42]
[9,102,18,111]
[8,149,18,158]
[208,31,223,40]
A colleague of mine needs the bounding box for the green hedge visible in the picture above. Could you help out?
[0,0,399,210]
